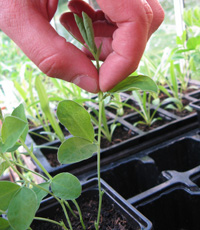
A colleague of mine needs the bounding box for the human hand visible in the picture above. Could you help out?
[0,0,99,93]
[0,0,164,93]
[60,0,165,91]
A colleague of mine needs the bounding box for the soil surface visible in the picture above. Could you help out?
[99,125,136,149]
[165,98,195,117]
[136,119,170,132]
[43,125,136,167]
[31,194,136,230]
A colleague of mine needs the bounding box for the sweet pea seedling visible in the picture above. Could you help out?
[58,11,158,229]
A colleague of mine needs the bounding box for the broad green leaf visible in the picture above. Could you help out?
[109,75,158,93]
[51,173,81,200]
[0,161,9,176]
[57,100,94,142]
[11,104,28,142]
[1,116,27,153]
[32,182,50,209]
[7,187,37,230]
[0,218,13,230]
[0,182,20,211]
[58,137,97,164]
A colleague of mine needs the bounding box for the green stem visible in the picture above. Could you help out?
[60,199,73,230]
[9,160,48,181]
[19,138,53,180]
[94,91,104,230]
[72,200,86,230]
[1,153,27,182]
[64,200,77,218]
[34,217,68,230]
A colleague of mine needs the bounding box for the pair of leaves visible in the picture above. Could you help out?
[0,181,49,230]
[0,104,28,154]
[74,12,97,55]
[57,100,97,164]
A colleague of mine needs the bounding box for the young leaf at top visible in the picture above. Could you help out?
[82,12,97,53]
[7,187,37,230]
[51,173,81,200]
[109,75,158,94]
[0,116,27,153]
[74,12,97,54]
[0,181,20,211]
[57,100,94,142]
[58,136,97,164]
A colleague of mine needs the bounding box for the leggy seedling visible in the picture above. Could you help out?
[0,12,158,230]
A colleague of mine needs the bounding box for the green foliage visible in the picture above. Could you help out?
[51,173,81,200]
[131,91,162,127]
[109,75,158,94]
[0,10,162,230]
[0,218,12,230]
[0,182,20,211]
[0,103,28,153]
[35,76,65,142]
[57,100,94,142]
[0,116,27,154]
[7,187,37,230]
[58,137,97,164]
[32,182,50,209]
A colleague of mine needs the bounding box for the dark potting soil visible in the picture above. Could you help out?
[43,125,135,167]
[136,118,169,132]
[166,98,195,117]
[100,125,135,149]
[31,194,135,230]
[44,151,61,167]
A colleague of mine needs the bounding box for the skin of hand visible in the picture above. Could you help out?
[0,0,164,93]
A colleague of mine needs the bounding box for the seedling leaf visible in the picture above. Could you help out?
[7,187,37,230]
[11,103,28,142]
[82,12,97,53]
[58,136,97,164]
[51,173,81,200]
[0,182,20,211]
[57,100,94,142]
[1,116,27,153]
[109,75,158,93]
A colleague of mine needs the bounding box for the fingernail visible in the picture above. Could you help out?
[72,75,98,93]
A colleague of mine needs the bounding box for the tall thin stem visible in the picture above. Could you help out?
[94,91,104,230]
[60,199,73,230]
[34,217,69,230]
[19,138,52,180]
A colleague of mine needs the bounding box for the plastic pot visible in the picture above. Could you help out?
[31,178,152,229]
